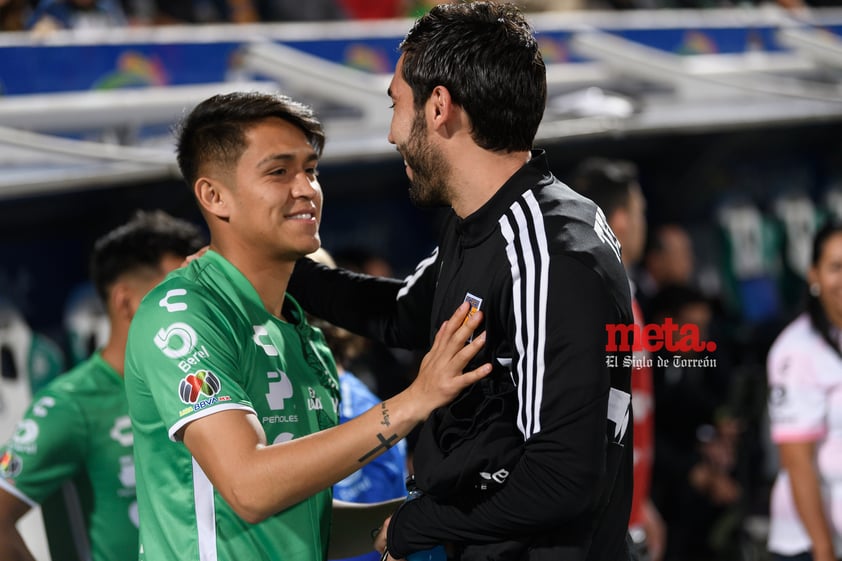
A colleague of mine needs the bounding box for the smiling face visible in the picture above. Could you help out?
[216,117,322,262]
[387,55,451,208]
[810,230,842,329]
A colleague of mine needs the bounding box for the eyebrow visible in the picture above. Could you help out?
[257,151,319,168]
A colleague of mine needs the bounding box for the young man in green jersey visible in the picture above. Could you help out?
[0,210,206,561]
[123,91,490,561]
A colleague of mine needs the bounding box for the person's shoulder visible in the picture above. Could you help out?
[20,358,103,420]
[770,314,814,352]
[767,314,825,376]
[137,256,229,321]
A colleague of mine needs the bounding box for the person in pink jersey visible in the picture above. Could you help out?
[767,219,842,561]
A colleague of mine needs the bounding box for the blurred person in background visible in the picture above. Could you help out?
[28,0,126,33]
[0,0,29,31]
[255,0,345,21]
[122,0,259,25]
[766,220,842,561]
[572,157,666,561]
[648,284,743,561]
[637,223,696,319]
[0,210,205,561]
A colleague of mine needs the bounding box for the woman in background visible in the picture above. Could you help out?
[767,220,842,561]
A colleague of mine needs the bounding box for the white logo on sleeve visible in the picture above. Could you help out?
[159,289,188,313]
[253,326,279,356]
[594,208,622,263]
[155,322,198,359]
[32,397,55,417]
[266,371,293,410]
[13,420,39,445]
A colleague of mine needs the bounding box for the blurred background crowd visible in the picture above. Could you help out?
[1,0,841,34]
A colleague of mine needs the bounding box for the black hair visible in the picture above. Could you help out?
[399,1,546,153]
[90,210,206,302]
[807,219,842,356]
[175,91,325,189]
[571,157,639,219]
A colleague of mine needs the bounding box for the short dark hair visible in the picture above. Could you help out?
[399,1,546,153]
[90,210,206,302]
[571,158,639,219]
[175,91,325,188]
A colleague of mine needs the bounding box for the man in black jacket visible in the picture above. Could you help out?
[289,2,634,559]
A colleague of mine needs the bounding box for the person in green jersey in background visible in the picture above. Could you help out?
[0,210,206,561]
[123,91,490,561]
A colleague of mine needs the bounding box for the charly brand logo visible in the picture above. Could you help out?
[253,326,279,356]
[155,322,198,359]
[605,318,718,368]
[159,289,188,313]
[179,370,221,404]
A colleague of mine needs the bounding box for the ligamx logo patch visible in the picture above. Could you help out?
[178,369,221,404]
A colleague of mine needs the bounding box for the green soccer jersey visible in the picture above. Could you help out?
[0,352,138,561]
[125,250,340,561]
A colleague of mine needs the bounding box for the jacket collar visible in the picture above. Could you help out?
[454,150,553,247]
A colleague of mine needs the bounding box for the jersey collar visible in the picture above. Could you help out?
[454,150,553,247]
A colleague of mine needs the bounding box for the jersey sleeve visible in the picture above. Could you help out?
[388,255,628,555]
[767,343,827,443]
[288,251,438,349]
[0,389,87,505]
[125,282,254,441]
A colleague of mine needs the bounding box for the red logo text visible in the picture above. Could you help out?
[605,318,717,353]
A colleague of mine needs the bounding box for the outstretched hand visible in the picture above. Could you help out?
[407,302,491,418]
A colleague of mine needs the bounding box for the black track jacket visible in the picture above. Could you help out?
[289,151,634,561]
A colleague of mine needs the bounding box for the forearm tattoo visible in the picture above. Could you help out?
[380,401,391,427]
[358,432,399,463]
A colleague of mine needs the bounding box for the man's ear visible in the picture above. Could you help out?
[108,283,134,323]
[195,177,230,219]
[429,85,455,132]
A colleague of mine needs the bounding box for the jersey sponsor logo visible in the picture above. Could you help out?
[177,344,210,373]
[31,396,55,417]
[159,289,188,312]
[110,415,134,447]
[178,369,221,404]
[0,450,22,478]
[307,387,324,411]
[10,419,39,454]
[178,394,233,417]
[594,208,622,263]
[769,385,787,406]
[155,322,199,359]
[118,454,136,489]
[13,419,38,444]
[266,371,293,410]
[253,326,279,356]
[262,414,300,424]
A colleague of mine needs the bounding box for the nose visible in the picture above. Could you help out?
[291,172,321,200]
